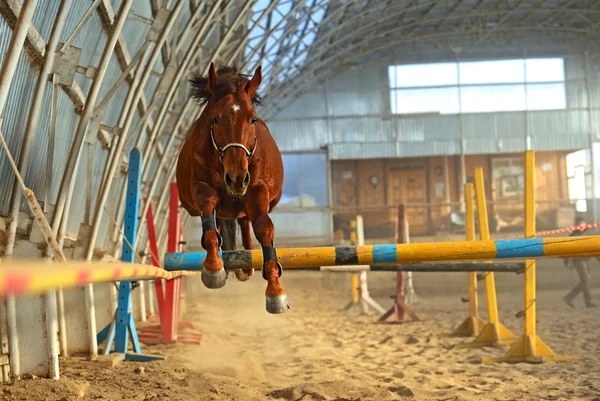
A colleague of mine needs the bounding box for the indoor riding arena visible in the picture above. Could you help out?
[1,1,600,400]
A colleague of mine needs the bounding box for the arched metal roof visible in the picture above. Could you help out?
[250,0,600,118]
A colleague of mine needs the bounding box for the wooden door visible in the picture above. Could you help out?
[387,166,428,234]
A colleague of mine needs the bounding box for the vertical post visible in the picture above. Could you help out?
[524,54,531,151]
[0,0,39,380]
[445,183,486,337]
[356,215,385,315]
[444,156,452,217]
[455,52,467,201]
[377,205,420,323]
[356,215,368,314]
[96,148,165,361]
[482,150,574,363]
[585,52,598,223]
[163,183,181,341]
[474,169,498,325]
[523,150,536,349]
[45,287,59,379]
[114,148,142,353]
[396,205,406,320]
[177,218,184,319]
[465,184,479,322]
[455,168,516,349]
[344,217,385,315]
[351,274,359,304]
[145,202,165,319]
[349,220,359,305]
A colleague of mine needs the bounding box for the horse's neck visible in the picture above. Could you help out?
[191,116,210,140]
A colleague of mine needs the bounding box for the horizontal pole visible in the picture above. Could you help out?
[300,263,524,273]
[0,261,197,297]
[2,235,596,296]
[164,235,600,271]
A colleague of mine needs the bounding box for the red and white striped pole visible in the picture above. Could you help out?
[503,221,600,239]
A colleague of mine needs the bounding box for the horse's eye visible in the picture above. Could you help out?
[212,116,219,125]
[251,116,258,124]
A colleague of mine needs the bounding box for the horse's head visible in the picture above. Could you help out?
[192,63,263,197]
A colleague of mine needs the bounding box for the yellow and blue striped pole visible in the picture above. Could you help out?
[164,235,600,271]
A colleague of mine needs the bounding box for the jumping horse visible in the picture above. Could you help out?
[176,63,288,314]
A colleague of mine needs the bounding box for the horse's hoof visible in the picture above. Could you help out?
[266,294,290,314]
[201,268,227,289]
[234,268,254,282]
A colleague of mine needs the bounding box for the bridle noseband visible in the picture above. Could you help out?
[210,122,257,163]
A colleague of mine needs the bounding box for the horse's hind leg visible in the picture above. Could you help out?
[234,216,254,282]
[194,183,227,289]
[245,186,289,314]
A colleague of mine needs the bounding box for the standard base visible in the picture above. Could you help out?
[377,299,421,324]
[201,268,228,289]
[266,294,290,314]
[345,296,387,317]
[137,322,202,345]
[114,352,166,362]
[454,321,517,349]
[442,316,486,337]
[481,334,579,364]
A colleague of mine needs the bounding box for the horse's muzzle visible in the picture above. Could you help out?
[225,171,250,196]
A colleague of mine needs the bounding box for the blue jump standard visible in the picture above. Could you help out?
[96,148,165,362]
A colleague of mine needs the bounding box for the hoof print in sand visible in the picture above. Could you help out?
[388,385,415,397]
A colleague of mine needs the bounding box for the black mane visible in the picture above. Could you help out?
[189,64,263,106]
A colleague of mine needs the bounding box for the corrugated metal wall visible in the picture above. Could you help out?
[0,0,206,253]
[267,57,597,159]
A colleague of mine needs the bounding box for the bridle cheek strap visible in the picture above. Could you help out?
[211,123,257,162]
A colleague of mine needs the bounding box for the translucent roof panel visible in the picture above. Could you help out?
[243,0,329,96]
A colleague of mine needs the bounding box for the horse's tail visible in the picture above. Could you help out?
[220,219,237,251]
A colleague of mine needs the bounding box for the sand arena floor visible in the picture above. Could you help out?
[2,258,600,401]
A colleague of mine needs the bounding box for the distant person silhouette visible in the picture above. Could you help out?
[563,217,597,308]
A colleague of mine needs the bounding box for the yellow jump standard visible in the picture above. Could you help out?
[481,151,577,363]
[443,182,486,338]
[454,168,517,349]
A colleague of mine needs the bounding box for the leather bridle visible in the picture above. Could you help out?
[210,122,257,163]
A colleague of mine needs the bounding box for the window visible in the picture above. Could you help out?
[388,58,566,115]
[492,158,524,199]
[389,62,457,87]
[280,153,329,208]
[461,84,526,113]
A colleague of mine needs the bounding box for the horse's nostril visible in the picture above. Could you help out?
[243,172,250,186]
[225,173,234,186]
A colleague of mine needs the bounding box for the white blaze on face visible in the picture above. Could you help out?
[231,104,240,113]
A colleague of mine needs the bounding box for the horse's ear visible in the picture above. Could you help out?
[208,62,218,93]
[246,66,262,98]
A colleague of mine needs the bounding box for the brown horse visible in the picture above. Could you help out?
[176,63,288,314]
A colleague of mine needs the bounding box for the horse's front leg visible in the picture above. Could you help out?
[193,182,227,289]
[245,186,289,314]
